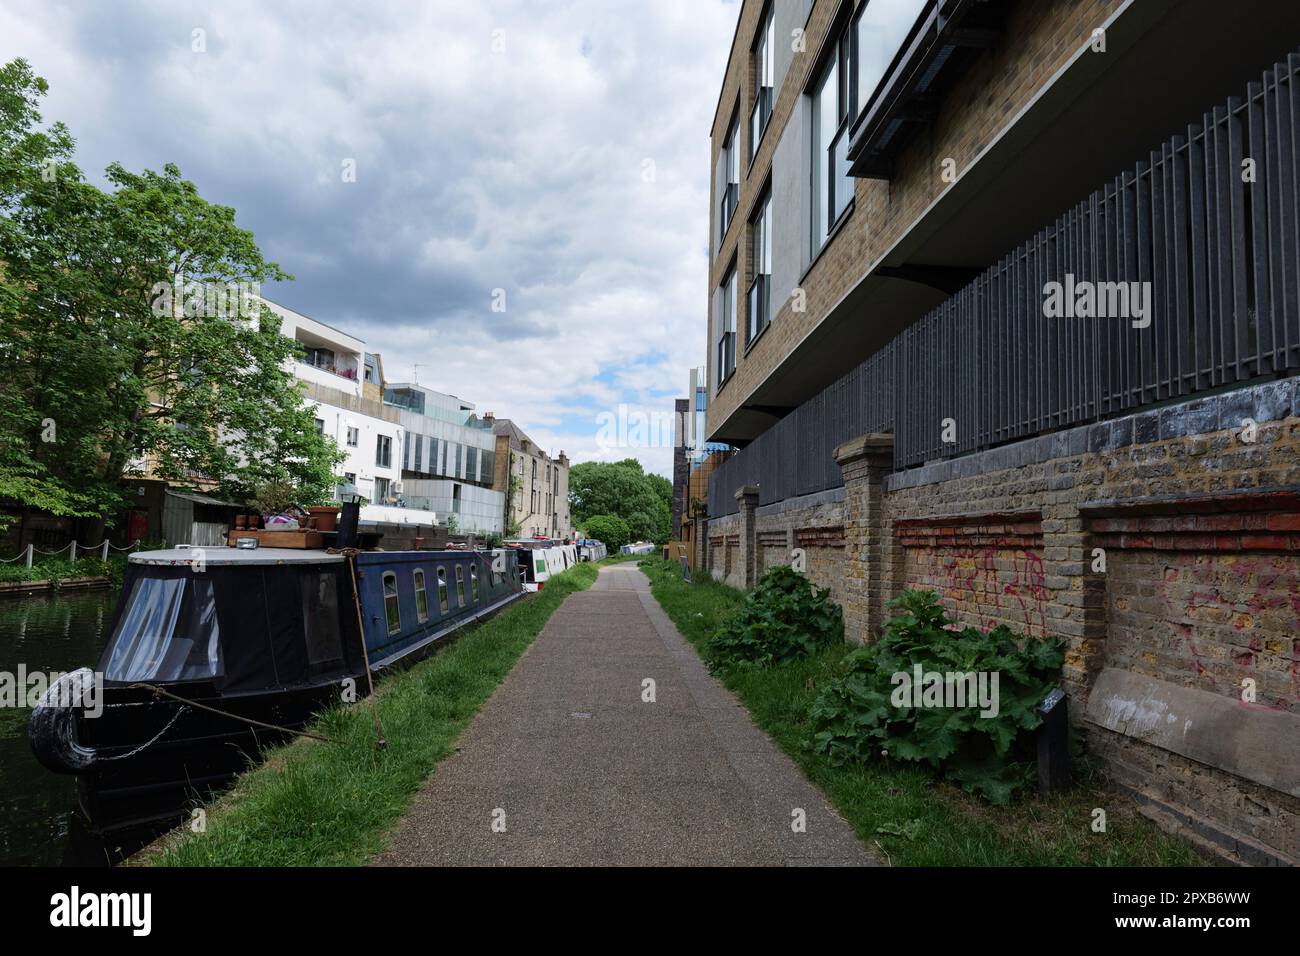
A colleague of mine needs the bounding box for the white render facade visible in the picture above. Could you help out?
[264,299,423,523]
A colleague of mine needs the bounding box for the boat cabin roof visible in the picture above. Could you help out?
[129,547,346,567]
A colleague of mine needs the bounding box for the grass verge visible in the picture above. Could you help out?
[638,558,1201,866]
[143,562,598,866]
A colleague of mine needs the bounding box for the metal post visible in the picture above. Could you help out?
[100,540,110,560]
[69,541,76,562]
[24,544,33,569]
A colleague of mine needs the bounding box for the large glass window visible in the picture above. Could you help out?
[103,575,223,683]
[748,189,772,344]
[719,112,740,244]
[375,434,392,468]
[716,264,737,387]
[855,0,928,117]
[749,4,775,163]
[811,25,856,254]
[382,571,401,635]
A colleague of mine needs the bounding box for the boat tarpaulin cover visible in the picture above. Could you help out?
[100,564,346,692]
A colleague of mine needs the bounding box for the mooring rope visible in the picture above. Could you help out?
[127,683,339,744]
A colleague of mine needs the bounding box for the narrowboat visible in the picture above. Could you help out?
[29,516,522,833]
[507,539,577,592]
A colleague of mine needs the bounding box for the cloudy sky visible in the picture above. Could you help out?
[0,0,740,477]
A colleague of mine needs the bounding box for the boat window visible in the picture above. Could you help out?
[470,564,479,601]
[437,567,449,613]
[382,571,401,635]
[302,570,343,666]
[455,565,466,605]
[103,575,223,683]
[413,568,429,623]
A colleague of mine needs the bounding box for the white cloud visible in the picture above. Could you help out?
[0,0,740,477]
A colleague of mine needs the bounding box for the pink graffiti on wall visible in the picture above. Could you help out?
[928,542,1050,636]
[1157,553,1300,707]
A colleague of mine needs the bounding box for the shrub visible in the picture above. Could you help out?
[807,589,1064,804]
[705,565,843,670]
[582,514,631,552]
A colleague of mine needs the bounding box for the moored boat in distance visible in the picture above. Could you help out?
[506,538,578,592]
[29,506,522,834]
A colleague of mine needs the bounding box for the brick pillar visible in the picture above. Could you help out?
[1042,500,1107,710]
[693,514,709,573]
[735,485,760,589]
[834,434,894,643]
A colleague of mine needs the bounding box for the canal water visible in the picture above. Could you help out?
[0,589,124,866]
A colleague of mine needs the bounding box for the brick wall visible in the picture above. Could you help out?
[897,514,1054,638]
[753,489,846,601]
[713,378,1300,863]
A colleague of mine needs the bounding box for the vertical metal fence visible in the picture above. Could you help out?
[709,51,1300,517]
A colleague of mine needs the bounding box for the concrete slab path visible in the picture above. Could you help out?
[374,563,876,866]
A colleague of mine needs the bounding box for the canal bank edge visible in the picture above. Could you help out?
[127,562,600,867]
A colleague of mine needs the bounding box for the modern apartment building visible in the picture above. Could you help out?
[705,0,1300,863]
[263,300,409,514]
[384,382,505,535]
[487,416,573,539]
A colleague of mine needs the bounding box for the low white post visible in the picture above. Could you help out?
[24,544,33,569]
[69,540,77,561]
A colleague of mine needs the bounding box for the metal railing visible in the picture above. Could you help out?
[710,51,1300,516]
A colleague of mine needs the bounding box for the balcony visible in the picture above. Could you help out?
[713,0,1300,445]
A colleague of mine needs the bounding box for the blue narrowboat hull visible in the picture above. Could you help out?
[29,546,524,834]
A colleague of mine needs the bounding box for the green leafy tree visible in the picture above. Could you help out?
[582,514,631,552]
[568,459,671,545]
[0,58,342,530]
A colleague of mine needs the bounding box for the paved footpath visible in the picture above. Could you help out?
[375,564,876,866]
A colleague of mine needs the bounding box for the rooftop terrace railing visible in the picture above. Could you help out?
[710,50,1300,517]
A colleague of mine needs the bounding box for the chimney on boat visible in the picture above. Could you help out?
[337,501,361,549]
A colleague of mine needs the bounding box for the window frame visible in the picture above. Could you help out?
[375,433,392,468]
[748,2,776,166]
[716,259,738,390]
[718,107,741,246]
[470,564,479,602]
[455,565,467,606]
[413,568,429,623]
[809,7,858,257]
[382,571,401,636]
[437,567,449,613]
[746,185,773,348]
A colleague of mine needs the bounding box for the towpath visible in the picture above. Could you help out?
[375,564,875,866]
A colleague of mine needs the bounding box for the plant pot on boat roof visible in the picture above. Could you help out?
[305,505,340,533]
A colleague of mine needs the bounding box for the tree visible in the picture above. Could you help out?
[568,459,671,545]
[582,514,631,552]
[0,58,342,529]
